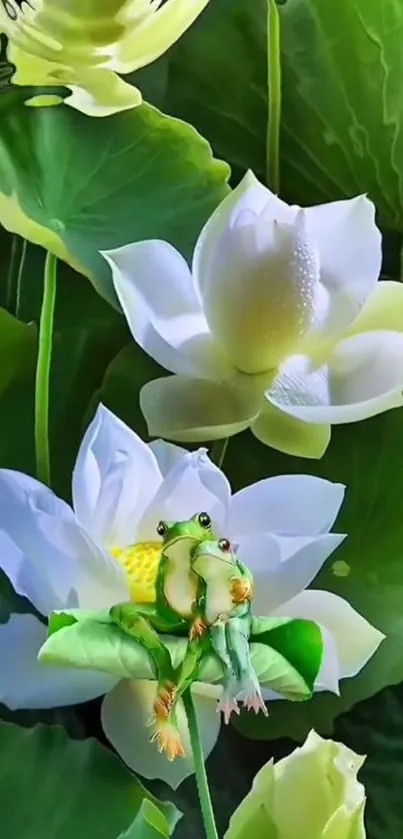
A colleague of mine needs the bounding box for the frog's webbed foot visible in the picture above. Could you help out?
[217,693,240,725]
[242,691,268,717]
[150,718,186,761]
[230,576,252,604]
[189,615,209,641]
[150,682,185,761]
[237,672,268,717]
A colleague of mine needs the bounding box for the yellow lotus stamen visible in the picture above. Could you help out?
[110,540,161,603]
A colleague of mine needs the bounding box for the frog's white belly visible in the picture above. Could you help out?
[205,583,234,625]
[164,568,197,619]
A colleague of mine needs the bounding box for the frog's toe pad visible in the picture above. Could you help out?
[190,617,208,640]
[231,578,252,603]
[242,692,268,716]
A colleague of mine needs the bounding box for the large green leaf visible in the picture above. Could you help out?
[279,0,403,230]
[119,801,174,839]
[138,0,403,233]
[0,238,128,497]
[0,721,180,838]
[41,610,322,701]
[159,0,268,178]
[0,315,126,501]
[0,91,230,305]
[227,408,403,741]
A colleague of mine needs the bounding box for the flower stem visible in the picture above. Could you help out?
[5,237,28,316]
[183,688,219,839]
[210,437,229,470]
[15,238,27,319]
[267,0,281,193]
[35,251,57,486]
[5,235,18,312]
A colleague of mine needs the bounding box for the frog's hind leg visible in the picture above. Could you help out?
[226,617,268,717]
[110,604,184,756]
[153,634,208,754]
[110,603,176,693]
[210,621,241,724]
[124,617,177,721]
[125,616,184,759]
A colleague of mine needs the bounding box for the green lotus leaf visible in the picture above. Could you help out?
[0,90,230,305]
[0,720,180,837]
[40,611,323,701]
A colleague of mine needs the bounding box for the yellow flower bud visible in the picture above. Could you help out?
[225,730,366,839]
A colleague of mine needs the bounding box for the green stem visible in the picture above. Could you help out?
[267,0,281,193]
[5,235,18,312]
[35,251,57,486]
[15,238,27,319]
[210,437,229,470]
[183,689,219,839]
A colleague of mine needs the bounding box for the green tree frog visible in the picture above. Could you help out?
[109,511,216,758]
[191,538,267,723]
[154,537,266,752]
[155,511,215,638]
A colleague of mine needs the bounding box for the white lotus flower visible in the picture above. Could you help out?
[101,171,403,459]
[1,0,210,116]
[0,405,382,788]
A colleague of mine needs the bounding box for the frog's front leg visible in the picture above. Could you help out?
[189,590,209,641]
[230,576,252,604]
[230,557,255,605]
[125,598,187,635]
[230,561,254,605]
[189,612,209,640]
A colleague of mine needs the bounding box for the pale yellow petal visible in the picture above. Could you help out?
[345,280,403,337]
[3,0,210,115]
[116,0,212,72]
[252,400,331,458]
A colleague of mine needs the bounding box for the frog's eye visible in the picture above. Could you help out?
[218,538,231,553]
[156,520,167,537]
[198,512,211,529]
